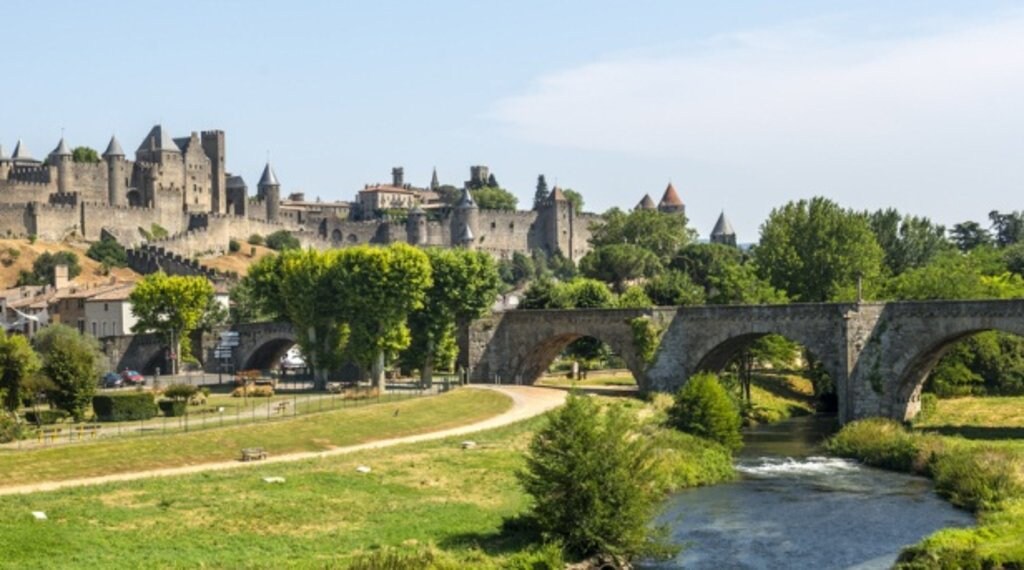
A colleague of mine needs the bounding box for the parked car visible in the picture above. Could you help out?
[101,372,123,388]
[120,369,145,385]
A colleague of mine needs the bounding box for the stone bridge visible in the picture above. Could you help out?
[465,300,1024,423]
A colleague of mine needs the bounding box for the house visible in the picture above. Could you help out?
[83,284,138,338]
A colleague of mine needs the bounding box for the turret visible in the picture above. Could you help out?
[544,185,573,257]
[201,131,226,214]
[391,166,404,188]
[406,205,427,246]
[430,167,439,191]
[258,162,280,223]
[136,125,180,163]
[0,144,9,179]
[710,211,737,247]
[451,187,479,248]
[635,194,656,211]
[49,137,72,193]
[103,135,126,206]
[657,182,685,215]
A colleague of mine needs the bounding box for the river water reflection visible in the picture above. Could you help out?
[638,415,975,570]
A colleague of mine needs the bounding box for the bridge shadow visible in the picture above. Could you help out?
[917,425,1024,441]
[750,373,816,406]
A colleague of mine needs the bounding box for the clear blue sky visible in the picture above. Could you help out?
[3,0,1022,242]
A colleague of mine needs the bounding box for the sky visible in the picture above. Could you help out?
[2,0,1022,243]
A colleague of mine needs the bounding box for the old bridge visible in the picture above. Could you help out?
[108,299,1024,424]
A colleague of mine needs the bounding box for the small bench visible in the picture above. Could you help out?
[76,425,101,440]
[38,428,63,443]
[240,447,268,462]
[273,401,290,415]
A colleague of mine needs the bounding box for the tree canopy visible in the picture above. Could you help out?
[71,146,100,164]
[591,208,696,263]
[579,244,662,293]
[33,324,102,421]
[0,330,41,412]
[471,186,518,210]
[130,273,216,374]
[868,209,950,276]
[17,251,81,286]
[265,230,301,251]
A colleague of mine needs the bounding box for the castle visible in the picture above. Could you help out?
[0,126,735,267]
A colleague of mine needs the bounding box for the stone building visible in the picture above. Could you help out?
[710,211,737,246]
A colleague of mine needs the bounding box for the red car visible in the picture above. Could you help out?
[120,370,145,385]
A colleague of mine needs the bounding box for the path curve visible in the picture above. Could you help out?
[0,386,566,497]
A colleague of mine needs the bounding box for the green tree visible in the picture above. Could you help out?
[884,249,1024,301]
[989,210,1024,247]
[0,330,41,412]
[755,197,884,302]
[706,262,788,305]
[71,146,100,164]
[130,273,216,375]
[617,286,653,308]
[497,251,536,288]
[17,251,82,286]
[868,209,950,275]
[668,372,743,452]
[404,249,500,384]
[519,278,566,309]
[533,174,549,210]
[265,230,300,251]
[644,269,706,306]
[471,186,518,210]
[579,244,663,293]
[33,324,102,421]
[671,243,744,291]
[1004,243,1024,276]
[85,236,128,267]
[519,394,667,558]
[228,278,271,324]
[562,188,584,214]
[591,208,697,263]
[950,221,991,252]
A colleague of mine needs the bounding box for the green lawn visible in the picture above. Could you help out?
[535,369,637,388]
[0,388,512,488]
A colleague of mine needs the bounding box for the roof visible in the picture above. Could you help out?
[226,175,247,189]
[86,284,136,302]
[359,185,418,196]
[636,194,656,210]
[457,224,475,242]
[659,182,683,206]
[258,163,279,186]
[711,211,736,237]
[51,137,71,157]
[549,186,567,202]
[456,186,477,209]
[11,140,37,162]
[103,135,125,157]
[137,125,181,153]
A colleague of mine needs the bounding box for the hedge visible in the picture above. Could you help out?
[158,399,188,417]
[23,409,70,425]
[92,392,157,422]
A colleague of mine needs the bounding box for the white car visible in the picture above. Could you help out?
[280,346,307,371]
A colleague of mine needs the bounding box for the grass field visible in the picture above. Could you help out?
[535,369,637,388]
[0,388,512,488]
[0,394,735,569]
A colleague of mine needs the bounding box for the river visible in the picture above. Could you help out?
[638,415,975,570]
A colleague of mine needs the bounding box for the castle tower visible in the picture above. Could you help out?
[657,182,685,215]
[102,135,126,206]
[50,137,72,193]
[635,194,656,211]
[137,125,181,163]
[544,186,573,258]
[201,130,226,214]
[0,144,9,179]
[258,162,280,223]
[451,186,479,249]
[11,140,39,164]
[392,166,404,187]
[430,167,439,191]
[406,205,427,246]
[226,175,248,216]
[710,211,737,247]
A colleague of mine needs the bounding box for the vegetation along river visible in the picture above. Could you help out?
[638,415,975,570]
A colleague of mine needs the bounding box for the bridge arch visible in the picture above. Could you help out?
[238,336,298,371]
[510,331,645,389]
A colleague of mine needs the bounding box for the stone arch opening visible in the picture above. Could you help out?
[140,350,168,376]
[240,337,299,372]
[126,190,142,207]
[331,229,342,243]
[512,332,643,390]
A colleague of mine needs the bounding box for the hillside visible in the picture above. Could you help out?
[199,244,276,276]
[0,239,140,289]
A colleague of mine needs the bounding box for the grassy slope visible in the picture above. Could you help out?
[199,243,276,276]
[745,373,816,424]
[828,397,1024,567]
[0,389,512,487]
[0,238,139,288]
[0,395,735,569]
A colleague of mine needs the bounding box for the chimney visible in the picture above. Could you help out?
[53,264,70,289]
[392,167,404,188]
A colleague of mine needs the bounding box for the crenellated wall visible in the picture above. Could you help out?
[80,202,161,243]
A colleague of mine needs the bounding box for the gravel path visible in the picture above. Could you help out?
[0,385,566,497]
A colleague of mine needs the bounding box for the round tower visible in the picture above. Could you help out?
[451,187,479,249]
[407,205,428,246]
[258,162,281,223]
[50,137,72,193]
[103,135,126,206]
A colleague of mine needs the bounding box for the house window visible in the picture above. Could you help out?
[104,303,109,312]
[102,322,107,336]
[91,322,97,337]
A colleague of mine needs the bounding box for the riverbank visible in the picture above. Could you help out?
[827,399,1024,567]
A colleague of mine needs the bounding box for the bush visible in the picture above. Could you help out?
[157,399,188,417]
[23,409,70,425]
[0,410,26,443]
[16,251,82,286]
[667,372,743,452]
[228,239,241,253]
[163,383,198,401]
[92,392,157,422]
[231,385,274,398]
[826,418,919,472]
[518,393,672,559]
[931,446,1024,512]
[917,393,938,422]
[85,237,128,267]
[265,230,300,251]
[248,234,265,246]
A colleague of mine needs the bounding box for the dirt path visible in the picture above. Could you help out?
[0,385,566,497]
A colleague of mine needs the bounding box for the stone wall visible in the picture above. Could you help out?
[80,203,159,243]
[68,162,108,203]
[30,203,80,240]
[0,204,32,237]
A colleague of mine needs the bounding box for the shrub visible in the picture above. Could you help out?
[931,446,1024,511]
[518,393,672,559]
[33,324,101,421]
[826,418,919,472]
[228,238,241,253]
[248,234,265,246]
[0,410,26,443]
[345,548,462,570]
[230,385,274,398]
[917,392,938,422]
[157,399,188,417]
[23,409,70,425]
[265,230,300,251]
[150,224,169,239]
[16,251,82,286]
[85,237,128,267]
[92,392,157,422]
[163,383,198,401]
[667,372,743,452]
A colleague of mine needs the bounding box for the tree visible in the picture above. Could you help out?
[471,186,518,210]
[617,286,653,309]
[950,221,991,252]
[989,210,1024,248]
[1004,243,1024,276]
[868,209,950,275]
[706,261,788,305]
[562,188,584,214]
[33,324,102,421]
[228,278,271,324]
[85,236,128,268]
[519,278,566,309]
[667,372,742,452]
[0,330,41,412]
[579,244,662,293]
[754,197,884,302]
[17,251,82,286]
[533,174,549,210]
[265,230,300,251]
[644,270,705,306]
[519,394,667,558]
[130,273,216,375]
[404,249,500,384]
[884,249,1024,301]
[71,146,100,164]
[487,173,499,188]
[591,208,696,263]
[497,251,536,288]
